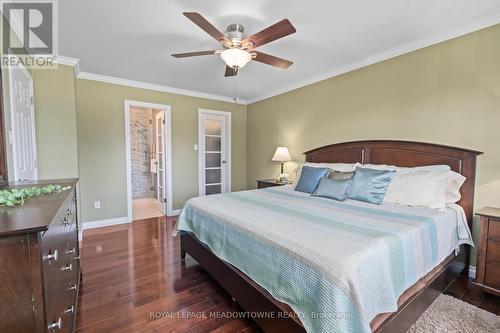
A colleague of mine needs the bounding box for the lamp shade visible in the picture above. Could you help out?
[272,147,292,162]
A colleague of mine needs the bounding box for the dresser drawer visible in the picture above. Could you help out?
[42,190,79,314]
[46,283,73,333]
[488,218,500,239]
[41,217,68,305]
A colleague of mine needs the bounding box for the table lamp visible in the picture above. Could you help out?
[272,147,292,182]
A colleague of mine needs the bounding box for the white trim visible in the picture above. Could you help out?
[168,209,181,216]
[124,100,173,223]
[82,216,130,230]
[80,72,247,104]
[450,262,477,279]
[55,56,80,67]
[198,109,232,196]
[247,11,500,104]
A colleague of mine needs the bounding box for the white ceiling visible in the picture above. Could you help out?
[59,0,500,103]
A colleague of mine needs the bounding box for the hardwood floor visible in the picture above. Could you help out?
[76,216,500,333]
[443,274,500,316]
[76,216,260,333]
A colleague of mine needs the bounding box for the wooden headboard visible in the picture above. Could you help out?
[304,140,483,229]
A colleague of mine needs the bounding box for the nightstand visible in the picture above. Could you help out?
[257,179,292,189]
[475,207,500,296]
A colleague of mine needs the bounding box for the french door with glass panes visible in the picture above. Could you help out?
[199,110,231,196]
[154,110,166,214]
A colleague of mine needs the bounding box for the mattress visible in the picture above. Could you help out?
[176,185,473,333]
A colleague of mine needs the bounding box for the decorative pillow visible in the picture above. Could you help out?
[293,163,356,188]
[329,171,354,180]
[312,177,351,201]
[348,167,396,204]
[384,165,451,208]
[295,166,330,193]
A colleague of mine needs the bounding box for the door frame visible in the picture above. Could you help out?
[124,100,173,222]
[8,61,38,181]
[198,109,231,196]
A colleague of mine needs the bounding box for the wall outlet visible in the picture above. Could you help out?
[193,144,198,151]
[94,201,101,209]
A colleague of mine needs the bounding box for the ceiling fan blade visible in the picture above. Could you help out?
[171,50,217,58]
[245,19,296,48]
[224,66,238,77]
[253,51,293,69]
[183,12,227,42]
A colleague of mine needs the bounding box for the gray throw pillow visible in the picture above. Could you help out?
[312,177,351,201]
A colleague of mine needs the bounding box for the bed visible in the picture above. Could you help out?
[176,140,482,333]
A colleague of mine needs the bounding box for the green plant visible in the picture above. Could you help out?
[0,184,70,207]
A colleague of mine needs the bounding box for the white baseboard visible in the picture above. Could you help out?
[82,211,179,232]
[82,216,131,230]
[450,261,476,279]
[167,209,181,216]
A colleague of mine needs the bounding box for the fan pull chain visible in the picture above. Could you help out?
[233,75,239,104]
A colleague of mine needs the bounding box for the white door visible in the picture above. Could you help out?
[154,111,166,214]
[9,63,38,181]
[199,110,231,196]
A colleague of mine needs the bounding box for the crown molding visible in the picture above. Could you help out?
[76,71,247,105]
[55,55,80,67]
[246,12,500,104]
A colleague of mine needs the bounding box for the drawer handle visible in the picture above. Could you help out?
[44,249,58,262]
[66,248,76,255]
[47,317,62,330]
[63,305,74,315]
[73,256,80,261]
[68,283,77,292]
[66,208,73,217]
[61,263,73,272]
[62,217,69,226]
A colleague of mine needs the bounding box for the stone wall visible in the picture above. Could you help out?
[130,108,153,199]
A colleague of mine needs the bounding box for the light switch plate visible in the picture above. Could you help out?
[193,144,198,151]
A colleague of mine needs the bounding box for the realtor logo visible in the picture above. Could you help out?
[1,0,58,67]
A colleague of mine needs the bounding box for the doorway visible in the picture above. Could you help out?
[198,109,231,196]
[124,100,172,222]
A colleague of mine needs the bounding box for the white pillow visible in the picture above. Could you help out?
[445,171,466,203]
[384,165,451,209]
[293,162,356,188]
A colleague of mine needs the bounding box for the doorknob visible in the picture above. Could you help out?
[222,160,226,164]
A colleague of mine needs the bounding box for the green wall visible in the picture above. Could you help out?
[32,65,79,178]
[76,79,247,222]
[247,24,500,265]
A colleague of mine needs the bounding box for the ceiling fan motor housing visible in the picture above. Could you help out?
[226,24,246,46]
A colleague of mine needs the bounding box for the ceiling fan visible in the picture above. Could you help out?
[172,12,296,77]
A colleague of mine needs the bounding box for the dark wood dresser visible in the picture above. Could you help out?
[475,207,500,297]
[0,179,80,333]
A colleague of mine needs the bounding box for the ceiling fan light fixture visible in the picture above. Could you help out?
[220,48,252,69]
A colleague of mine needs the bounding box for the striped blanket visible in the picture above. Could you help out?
[176,185,472,333]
